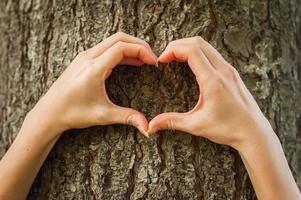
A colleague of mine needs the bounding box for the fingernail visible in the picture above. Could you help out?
[150,51,158,62]
[143,131,150,138]
[140,130,149,138]
[137,126,149,138]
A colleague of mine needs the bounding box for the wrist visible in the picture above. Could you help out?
[235,127,280,159]
[232,115,279,154]
[23,108,65,139]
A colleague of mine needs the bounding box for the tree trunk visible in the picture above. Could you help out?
[0,0,300,199]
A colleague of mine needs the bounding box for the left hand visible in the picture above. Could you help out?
[29,32,157,137]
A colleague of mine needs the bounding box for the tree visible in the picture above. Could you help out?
[0,0,300,199]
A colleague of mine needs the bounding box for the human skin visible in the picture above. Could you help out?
[0,33,300,200]
[0,32,156,199]
[147,37,301,200]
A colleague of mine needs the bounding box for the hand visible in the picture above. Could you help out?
[29,32,157,137]
[148,37,275,150]
[148,37,301,200]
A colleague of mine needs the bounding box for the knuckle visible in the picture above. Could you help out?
[76,50,89,60]
[194,36,204,44]
[114,41,125,49]
[125,114,134,125]
[225,65,240,80]
[134,45,145,58]
[210,74,224,92]
[190,45,201,55]
[212,74,222,83]
[115,31,127,39]
[142,40,149,47]
[167,118,174,130]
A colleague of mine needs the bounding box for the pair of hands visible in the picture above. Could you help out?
[30,32,272,151]
[7,32,299,200]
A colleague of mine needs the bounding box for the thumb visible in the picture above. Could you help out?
[148,112,191,134]
[110,105,149,137]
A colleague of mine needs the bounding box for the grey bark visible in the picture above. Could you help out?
[0,0,300,199]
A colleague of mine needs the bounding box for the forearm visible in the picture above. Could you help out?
[0,32,154,199]
[238,129,301,200]
[0,113,61,200]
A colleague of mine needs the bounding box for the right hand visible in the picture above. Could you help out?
[148,37,275,151]
[28,32,157,137]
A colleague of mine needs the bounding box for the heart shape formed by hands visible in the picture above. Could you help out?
[38,31,268,150]
[3,32,297,200]
[99,33,265,151]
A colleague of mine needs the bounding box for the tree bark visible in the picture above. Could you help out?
[0,0,300,199]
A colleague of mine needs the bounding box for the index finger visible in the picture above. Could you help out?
[159,43,216,83]
[93,41,157,76]
[86,32,153,58]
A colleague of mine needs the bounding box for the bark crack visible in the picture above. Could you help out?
[125,128,138,200]
[191,136,203,199]
[207,0,218,41]
[42,0,54,88]
[110,0,120,34]
[233,150,242,200]
[143,0,169,48]
[155,65,167,177]
[88,151,97,200]
[133,0,140,34]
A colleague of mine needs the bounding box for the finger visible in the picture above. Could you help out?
[159,43,215,83]
[120,58,145,66]
[167,37,234,74]
[86,32,153,58]
[93,42,157,75]
[109,105,149,137]
[101,58,148,80]
[148,112,191,134]
[166,37,226,63]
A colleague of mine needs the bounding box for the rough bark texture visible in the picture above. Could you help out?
[0,0,300,199]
